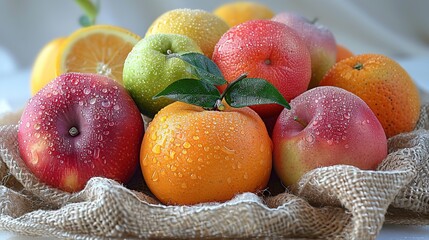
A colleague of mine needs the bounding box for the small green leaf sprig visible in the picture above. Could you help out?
[154,52,291,111]
[75,0,100,27]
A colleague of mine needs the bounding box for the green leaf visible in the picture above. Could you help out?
[79,15,92,27]
[153,79,221,109]
[224,78,291,109]
[172,52,227,86]
[75,0,98,26]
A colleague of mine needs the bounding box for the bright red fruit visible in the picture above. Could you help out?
[18,73,144,192]
[212,19,311,121]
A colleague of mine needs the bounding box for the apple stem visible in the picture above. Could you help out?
[293,116,308,128]
[69,126,80,137]
[311,17,319,24]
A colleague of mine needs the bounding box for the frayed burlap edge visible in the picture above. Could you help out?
[0,105,428,239]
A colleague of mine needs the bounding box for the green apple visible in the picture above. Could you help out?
[123,33,202,117]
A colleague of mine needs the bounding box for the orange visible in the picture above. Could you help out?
[320,54,421,137]
[146,9,229,58]
[57,25,141,84]
[140,101,272,205]
[336,44,354,62]
[30,37,65,95]
[213,1,274,27]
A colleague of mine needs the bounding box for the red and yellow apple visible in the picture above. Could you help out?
[18,72,144,192]
[272,12,337,89]
[272,86,387,187]
[212,19,311,125]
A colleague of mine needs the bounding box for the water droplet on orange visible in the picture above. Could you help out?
[183,142,191,149]
[152,144,161,154]
[151,171,159,182]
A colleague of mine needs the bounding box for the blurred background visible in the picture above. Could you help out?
[0,0,429,112]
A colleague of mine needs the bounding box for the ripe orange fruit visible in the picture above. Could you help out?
[57,25,141,84]
[146,9,229,58]
[140,101,272,205]
[30,37,65,95]
[336,44,354,62]
[213,1,274,27]
[320,54,421,137]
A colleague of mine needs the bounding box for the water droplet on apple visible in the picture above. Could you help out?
[171,165,177,172]
[93,148,100,159]
[52,90,58,95]
[191,173,197,180]
[26,122,30,128]
[89,98,96,105]
[243,172,249,179]
[305,134,315,143]
[33,123,41,130]
[101,99,111,108]
[78,101,84,106]
[113,105,120,111]
[345,144,350,149]
[102,88,108,93]
[103,130,110,136]
[83,88,91,95]
[327,139,333,145]
[344,112,351,119]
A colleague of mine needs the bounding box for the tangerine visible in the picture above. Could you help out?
[140,101,272,205]
[320,54,421,137]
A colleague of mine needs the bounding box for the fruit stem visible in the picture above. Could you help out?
[69,126,80,137]
[311,17,319,24]
[354,62,364,70]
[293,116,308,128]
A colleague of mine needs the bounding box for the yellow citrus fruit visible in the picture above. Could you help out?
[56,25,141,84]
[141,101,272,205]
[213,1,274,27]
[30,37,65,95]
[146,8,229,58]
[320,54,421,137]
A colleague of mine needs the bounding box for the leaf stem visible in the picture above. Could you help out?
[219,73,248,100]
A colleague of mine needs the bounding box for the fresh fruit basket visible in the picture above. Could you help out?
[1,1,428,239]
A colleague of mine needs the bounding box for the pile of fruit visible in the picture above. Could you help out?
[21,1,421,206]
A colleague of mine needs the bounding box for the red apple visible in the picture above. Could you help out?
[18,72,144,192]
[272,86,387,187]
[212,19,311,121]
[272,12,337,89]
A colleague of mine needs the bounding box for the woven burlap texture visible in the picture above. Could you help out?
[0,105,428,240]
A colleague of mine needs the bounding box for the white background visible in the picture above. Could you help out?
[0,0,428,239]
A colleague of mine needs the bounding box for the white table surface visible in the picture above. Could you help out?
[0,57,428,239]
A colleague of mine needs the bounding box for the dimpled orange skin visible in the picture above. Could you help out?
[140,101,272,205]
[320,54,421,138]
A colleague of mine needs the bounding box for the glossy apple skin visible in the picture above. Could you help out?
[272,86,387,187]
[123,33,202,118]
[18,73,144,192]
[213,19,311,120]
[272,12,337,89]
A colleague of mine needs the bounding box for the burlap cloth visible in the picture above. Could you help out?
[0,104,428,240]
